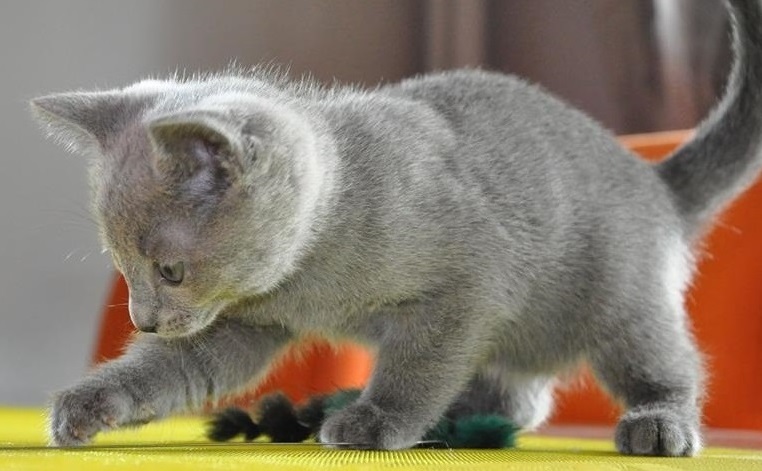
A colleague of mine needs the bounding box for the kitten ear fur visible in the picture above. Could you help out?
[30,91,144,155]
[146,110,249,188]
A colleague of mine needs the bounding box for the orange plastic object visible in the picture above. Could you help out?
[94,129,762,428]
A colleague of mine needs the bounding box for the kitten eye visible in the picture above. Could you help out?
[156,261,185,285]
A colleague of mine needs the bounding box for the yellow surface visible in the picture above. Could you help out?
[1,408,761,470]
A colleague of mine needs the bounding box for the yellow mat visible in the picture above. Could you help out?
[1,408,761,470]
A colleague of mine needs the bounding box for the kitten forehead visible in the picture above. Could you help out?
[98,173,200,262]
[96,119,233,257]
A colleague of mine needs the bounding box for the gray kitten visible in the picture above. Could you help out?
[30,0,762,456]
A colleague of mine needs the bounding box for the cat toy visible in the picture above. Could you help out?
[207,389,518,449]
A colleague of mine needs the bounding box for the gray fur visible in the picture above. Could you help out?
[30,0,761,456]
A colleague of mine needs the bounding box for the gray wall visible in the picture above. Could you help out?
[1,1,165,405]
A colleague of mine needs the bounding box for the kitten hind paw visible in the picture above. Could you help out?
[615,407,700,456]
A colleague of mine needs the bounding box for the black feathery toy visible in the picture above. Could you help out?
[207,389,518,449]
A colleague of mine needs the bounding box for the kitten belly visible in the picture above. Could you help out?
[485,320,586,375]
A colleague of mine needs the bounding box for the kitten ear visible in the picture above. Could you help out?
[30,91,136,155]
[147,111,247,188]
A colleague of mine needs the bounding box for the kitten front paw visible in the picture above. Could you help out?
[49,383,135,446]
[615,407,700,456]
[318,402,420,450]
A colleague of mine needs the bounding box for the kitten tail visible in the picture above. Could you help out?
[656,0,762,239]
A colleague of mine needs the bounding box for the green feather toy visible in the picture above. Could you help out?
[208,389,518,449]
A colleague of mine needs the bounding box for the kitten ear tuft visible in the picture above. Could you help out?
[30,91,135,155]
[147,111,245,187]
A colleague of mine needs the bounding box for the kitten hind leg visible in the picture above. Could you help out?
[446,367,555,431]
[589,301,703,456]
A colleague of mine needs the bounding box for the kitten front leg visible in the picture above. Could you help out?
[319,302,480,449]
[49,319,290,446]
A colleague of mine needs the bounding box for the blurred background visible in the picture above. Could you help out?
[0,0,731,405]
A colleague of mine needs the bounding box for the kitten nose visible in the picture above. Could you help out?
[128,296,157,333]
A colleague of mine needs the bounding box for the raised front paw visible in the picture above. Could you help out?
[615,407,700,456]
[318,402,421,450]
[49,382,137,446]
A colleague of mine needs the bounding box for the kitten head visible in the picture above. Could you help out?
[31,79,328,337]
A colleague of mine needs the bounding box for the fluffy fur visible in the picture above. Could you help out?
[31,0,762,456]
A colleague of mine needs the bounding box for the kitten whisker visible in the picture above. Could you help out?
[63,249,79,262]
